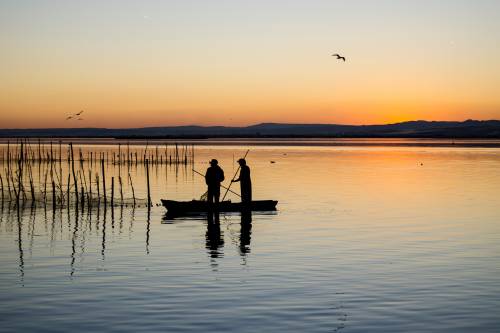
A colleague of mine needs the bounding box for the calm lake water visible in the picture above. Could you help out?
[1,140,500,332]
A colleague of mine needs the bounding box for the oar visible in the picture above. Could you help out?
[222,149,249,201]
[192,169,241,198]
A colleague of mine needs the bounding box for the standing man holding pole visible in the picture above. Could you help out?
[205,159,225,205]
[232,158,252,204]
[222,150,250,202]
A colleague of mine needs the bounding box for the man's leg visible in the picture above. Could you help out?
[214,187,220,204]
[207,188,214,204]
[242,184,252,203]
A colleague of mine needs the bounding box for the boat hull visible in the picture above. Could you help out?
[161,199,278,215]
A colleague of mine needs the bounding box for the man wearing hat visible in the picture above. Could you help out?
[205,159,225,204]
[232,158,252,204]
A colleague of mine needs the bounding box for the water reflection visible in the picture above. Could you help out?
[28,206,36,258]
[119,206,124,235]
[146,210,151,255]
[7,203,258,280]
[239,211,252,256]
[101,208,107,258]
[70,210,79,277]
[162,210,257,263]
[111,204,115,228]
[206,212,224,264]
[16,210,24,285]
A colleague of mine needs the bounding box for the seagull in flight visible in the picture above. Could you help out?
[65,110,84,120]
[332,53,346,61]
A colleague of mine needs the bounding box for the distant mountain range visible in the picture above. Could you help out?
[1,120,500,138]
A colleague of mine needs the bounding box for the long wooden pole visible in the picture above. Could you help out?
[52,180,56,211]
[192,169,241,198]
[67,173,70,208]
[16,142,24,206]
[69,143,79,208]
[0,174,3,203]
[128,172,136,207]
[119,175,123,206]
[111,177,114,207]
[146,159,151,208]
[101,158,107,206]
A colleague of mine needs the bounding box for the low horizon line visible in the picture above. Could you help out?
[2,118,499,130]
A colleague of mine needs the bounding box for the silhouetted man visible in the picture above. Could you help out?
[205,159,225,204]
[232,158,252,203]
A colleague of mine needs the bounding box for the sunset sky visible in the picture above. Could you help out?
[1,0,499,128]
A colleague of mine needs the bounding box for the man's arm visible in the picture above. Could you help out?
[232,170,240,182]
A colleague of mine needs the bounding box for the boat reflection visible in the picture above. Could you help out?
[162,210,277,264]
[162,209,262,264]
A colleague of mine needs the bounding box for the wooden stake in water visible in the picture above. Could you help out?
[67,173,70,208]
[0,174,4,203]
[127,142,130,167]
[89,170,92,209]
[16,142,24,206]
[119,176,123,206]
[146,159,151,208]
[81,185,85,212]
[111,177,114,207]
[128,173,136,207]
[69,143,79,208]
[52,180,56,211]
[28,159,35,203]
[37,139,41,163]
[96,173,100,204]
[6,167,12,201]
[59,141,62,166]
[101,158,107,206]
[58,142,63,203]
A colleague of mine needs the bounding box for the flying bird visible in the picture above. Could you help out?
[65,110,84,120]
[332,53,346,61]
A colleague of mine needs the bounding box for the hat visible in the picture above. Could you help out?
[237,158,246,164]
[210,159,218,165]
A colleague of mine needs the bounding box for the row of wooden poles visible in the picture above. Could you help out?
[0,140,195,211]
[0,140,194,165]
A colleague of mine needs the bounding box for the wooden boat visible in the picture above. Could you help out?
[161,199,278,215]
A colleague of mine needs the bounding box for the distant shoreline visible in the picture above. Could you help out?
[1,137,500,148]
[1,120,500,140]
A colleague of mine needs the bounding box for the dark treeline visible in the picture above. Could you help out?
[1,120,500,138]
